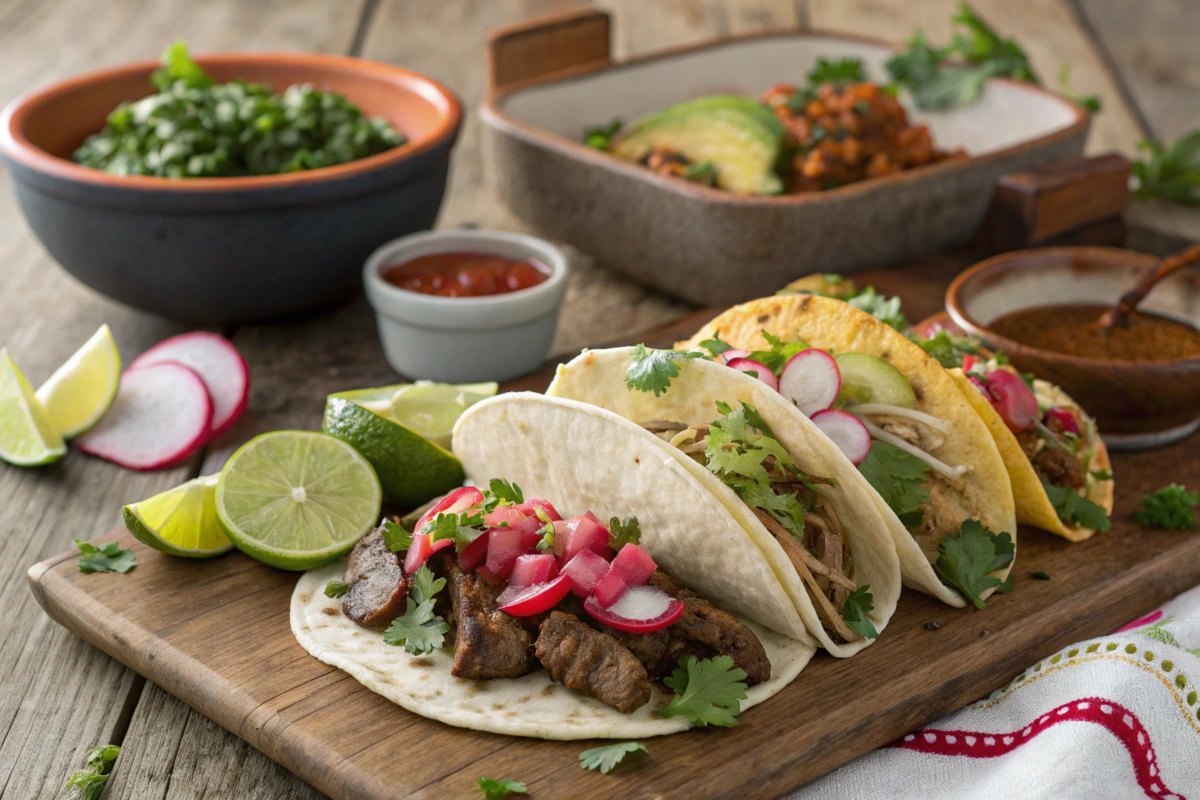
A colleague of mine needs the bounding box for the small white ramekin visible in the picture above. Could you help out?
[363,229,569,382]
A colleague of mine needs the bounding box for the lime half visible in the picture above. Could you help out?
[0,349,66,466]
[216,431,381,570]
[123,474,233,558]
[390,382,497,449]
[35,324,121,439]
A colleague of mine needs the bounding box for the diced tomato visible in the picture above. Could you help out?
[584,586,684,633]
[510,553,558,588]
[1043,406,1080,435]
[496,574,573,616]
[415,486,484,532]
[483,505,527,528]
[457,529,492,571]
[561,549,611,597]
[512,499,561,522]
[485,527,526,580]
[961,354,979,373]
[404,533,454,574]
[610,543,656,586]
[591,566,628,608]
[984,369,1039,433]
[563,514,613,563]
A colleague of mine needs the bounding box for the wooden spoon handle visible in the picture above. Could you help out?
[1101,243,1200,328]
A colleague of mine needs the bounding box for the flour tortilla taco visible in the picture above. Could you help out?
[543,354,903,656]
[676,293,1019,609]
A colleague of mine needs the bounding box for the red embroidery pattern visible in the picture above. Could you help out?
[1119,611,1165,634]
[889,697,1185,800]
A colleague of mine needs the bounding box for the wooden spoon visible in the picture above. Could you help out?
[1100,244,1200,328]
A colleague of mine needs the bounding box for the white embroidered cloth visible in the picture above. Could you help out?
[790,586,1200,800]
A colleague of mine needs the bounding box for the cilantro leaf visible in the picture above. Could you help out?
[1032,571,1050,581]
[746,330,809,374]
[324,580,350,598]
[1131,484,1199,530]
[659,655,748,727]
[535,522,555,552]
[64,744,120,800]
[608,516,642,550]
[380,520,412,553]
[579,741,648,774]
[1042,481,1112,531]
[75,540,136,574]
[424,512,486,549]
[477,777,528,799]
[410,564,446,604]
[583,118,623,151]
[697,332,732,356]
[625,344,708,396]
[383,598,450,655]
[856,442,930,528]
[487,478,524,507]
[846,287,907,331]
[840,585,879,639]
[994,573,1015,594]
[933,519,1015,609]
[1056,62,1101,113]
[909,329,981,369]
[1133,132,1200,206]
[808,56,866,87]
[151,41,213,92]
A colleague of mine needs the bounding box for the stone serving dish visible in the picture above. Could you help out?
[0,53,461,323]
[481,9,1090,307]
[946,247,1200,450]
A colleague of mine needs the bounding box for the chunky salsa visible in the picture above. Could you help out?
[382,252,549,298]
[988,304,1200,361]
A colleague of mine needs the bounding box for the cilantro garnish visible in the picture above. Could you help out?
[697,332,732,356]
[75,540,136,574]
[535,522,555,552]
[1032,571,1051,581]
[383,565,450,655]
[484,478,524,510]
[745,330,809,375]
[808,56,867,87]
[1131,484,1199,530]
[583,118,623,151]
[846,286,907,331]
[840,585,879,639]
[909,329,982,369]
[933,519,1015,609]
[380,520,412,553]
[1042,481,1111,531]
[1090,469,1114,482]
[579,741,648,774]
[324,580,350,598]
[683,160,719,187]
[477,777,528,799]
[659,655,748,727]
[410,564,446,604]
[625,344,709,396]
[856,442,930,528]
[1133,132,1200,206]
[64,744,120,800]
[424,511,486,549]
[608,516,642,550]
[1057,62,1102,113]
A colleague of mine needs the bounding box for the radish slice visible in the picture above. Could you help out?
[779,349,841,416]
[591,566,628,608]
[724,358,778,392]
[457,530,490,571]
[510,553,558,588]
[810,409,872,465]
[75,361,213,471]
[585,586,684,633]
[718,348,750,364]
[610,543,656,586]
[561,549,611,597]
[404,533,454,574]
[415,486,484,532]
[497,574,573,616]
[485,527,526,580]
[129,332,249,440]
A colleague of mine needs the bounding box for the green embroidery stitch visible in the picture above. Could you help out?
[1050,655,1062,665]
[1125,644,1137,654]
[1163,660,1174,672]
[1177,674,1188,690]
[1145,651,1155,662]
[1141,618,1181,647]
[1106,643,1118,651]
[1087,643,1100,653]
[1068,648,1079,657]
[1189,691,1197,706]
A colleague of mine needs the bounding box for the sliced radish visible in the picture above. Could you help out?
[610,543,656,586]
[485,527,526,580]
[129,331,249,440]
[718,348,750,364]
[591,566,628,608]
[966,374,989,396]
[561,549,611,597]
[75,361,212,471]
[404,533,454,574]
[415,486,484,532]
[497,574,573,616]
[510,553,558,588]
[585,585,684,633]
[779,349,841,416]
[724,358,779,392]
[810,409,872,465]
[1043,406,1080,435]
[457,530,491,571]
[984,369,1038,433]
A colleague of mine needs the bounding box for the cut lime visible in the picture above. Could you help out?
[0,349,67,466]
[835,353,917,408]
[216,431,382,571]
[123,474,233,558]
[35,324,121,439]
[390,381,497,449]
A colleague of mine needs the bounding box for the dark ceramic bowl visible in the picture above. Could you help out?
[946,247,1200,450]
[0,53,461,322]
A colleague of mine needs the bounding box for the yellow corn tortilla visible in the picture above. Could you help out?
[679,294,1018,606]
[952,371,1114,542]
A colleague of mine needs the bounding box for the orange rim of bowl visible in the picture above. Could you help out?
[0,51,462,192]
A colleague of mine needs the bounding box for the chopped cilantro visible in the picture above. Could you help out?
[608,516,642,550]
[380,520,412,553]
[697,332,732,356]
[808,56,866,87]
[846,286,907,331]
[856,442,930,528]
[75,540,136,574]
[625,344,708,396]
[535,522,555,552]
[477,777,528,799]
[840,585,879,639]
[745,330,810,374]
[409,564,446,604]
[933,519,1015,609]
[579,741,648,774]
[659,655,748,727]
[1032,571,1051,581]
[909,329,981,369]
[583,118,623,151]
[484,478,523,511]
[1090,469,1114,482]
[1131,484,1199,530]
[324,580,350,598]
[424,511,487,549]
[64,744,120,800]
[1133,132,1200,206]
[383,597,449,655]
[1043,481,1111,531]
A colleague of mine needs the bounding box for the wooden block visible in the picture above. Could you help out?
[978,153,1131,251]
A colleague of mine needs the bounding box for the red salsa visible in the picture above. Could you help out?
[382,252,550,298]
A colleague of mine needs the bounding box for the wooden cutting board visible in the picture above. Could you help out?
[27,262,1200,800]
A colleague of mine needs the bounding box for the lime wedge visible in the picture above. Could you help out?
[35,324,121,439]
[390,381,497,449]
[216,431,382,570]
[123,474,233,558]
[0,349,66,466]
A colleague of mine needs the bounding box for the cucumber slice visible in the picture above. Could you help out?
[835,353,916,408]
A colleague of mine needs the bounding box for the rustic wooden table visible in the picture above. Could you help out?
[1,1,1196,797]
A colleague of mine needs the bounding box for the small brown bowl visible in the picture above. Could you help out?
[946,246,1200,450]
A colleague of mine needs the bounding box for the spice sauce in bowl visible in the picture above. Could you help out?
[987,304,1200,362]
[381,252,549,298]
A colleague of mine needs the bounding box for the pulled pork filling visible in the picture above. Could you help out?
[1015,411,1090,491]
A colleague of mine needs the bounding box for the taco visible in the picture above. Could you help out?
[541,357,902,655]
[676,293,1019,609]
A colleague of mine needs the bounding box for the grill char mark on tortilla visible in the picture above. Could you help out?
[341,529,408,629]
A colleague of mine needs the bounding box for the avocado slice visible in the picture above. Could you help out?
[612,95,785,195]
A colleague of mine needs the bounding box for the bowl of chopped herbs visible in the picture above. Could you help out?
[0,43,461,322]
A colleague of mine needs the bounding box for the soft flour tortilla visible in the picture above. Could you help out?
[952,371,1114,543]
[293,563,815,739]
[679,294,1019,606]
[544,350,901,656]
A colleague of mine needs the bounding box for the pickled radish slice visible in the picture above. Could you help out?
[513,499,561,522]
[718,348,750,364]
[561,514,612,563]
[510,553,558,588]
[483,505,527,528]
[561,549,611,597]
[810,409,872,465]
[984,369,1038,433]
[724,358,778,392]
[1042,406,1080,435]
[497,574,573,616]
[485,527,526,580]
[584,585,685,633]
[591,567,628,608]
[404,533,454,574]
[457,530,491,571]
[415,486,483,532]
[779,349,840,415]
[610,543,656,586]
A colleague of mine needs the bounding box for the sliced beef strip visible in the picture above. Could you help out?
[535,611,652,713]
[341,529,407,630]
